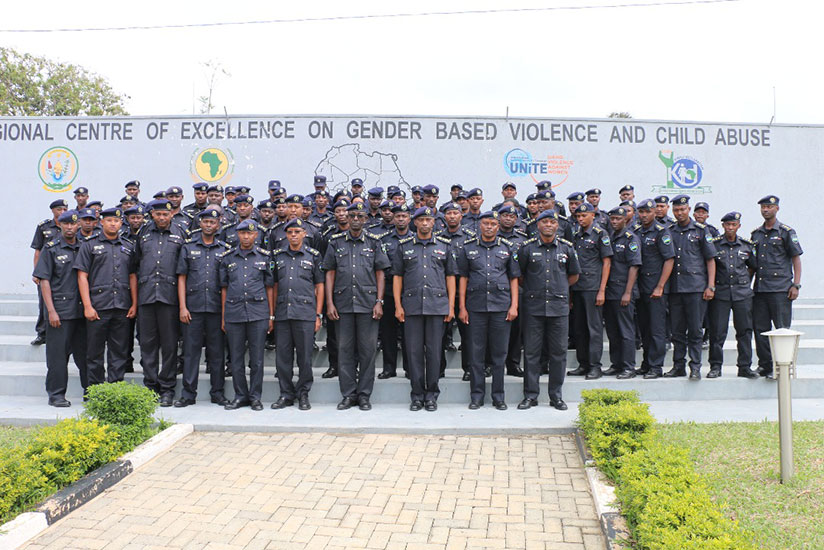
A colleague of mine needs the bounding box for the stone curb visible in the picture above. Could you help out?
[0,423,193,549]
[574,431,632,550]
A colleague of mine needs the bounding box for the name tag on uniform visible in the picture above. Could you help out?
[688,233,699,242]
[56,254,69,262]
[531,252,542,257]
[300,259,314,269]
[403,249,415,257]
[644,237,656,245]
[169,235,183,242]
[557,253,568,264]
[93,245,105,252]
[615,243,625,251]
[467,249,479,258]
[738,250,749,258]
[432,249,446,257]
[254,261,268,268]
[190,250,201,257]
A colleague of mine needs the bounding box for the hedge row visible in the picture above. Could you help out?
[577,389,755,550]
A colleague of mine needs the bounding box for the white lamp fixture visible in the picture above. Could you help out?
[762,327,803,484]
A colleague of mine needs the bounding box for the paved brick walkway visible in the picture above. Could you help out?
[24,433,604,550]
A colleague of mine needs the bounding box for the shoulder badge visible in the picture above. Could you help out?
[38,218,50,227]
[271,248,284,255]
[523,237,538,246]
[500,237,513,247]
[654,223,664,231]
[368,230,389,240]
[515,229,528,238]
[436,236,451,245]
[558,238,573,247]
[399,236,414,245]
[780,223,793,232]
[739,237,753,245]
[329,232,344,240]
[306,246,320,256]
[462,237,476,245]
[695,221,707,228]
[464,228,477,236]
[255,247,271,256]
[45,239,56,248]
[711,235,722,243]
[526,219,536,227]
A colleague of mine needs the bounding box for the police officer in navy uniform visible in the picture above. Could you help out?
[365,187,385,229]
[654,195,676,227]
[220,194,263,248]
[584,188,609,230]
[31,199,69,345]
[165,186,193,233]
[456,211,520,410]
[665,195,717,379]
[568,203,613,380]
[74,207,138,385]
[270,218,324,411]
[323,202,391,410]
[708,211,758,379]
[33,210,88,407]
[750,195,803,377]
[219,220,274,411]
[377,203,412,379]
[183,182,210,216]
[73,187,90,210]
[602,206,642,379]
[497,205,528,377]
[175,209,232,407]
[420,185,447,231]
[618,184,635,203]
[634,199,675,379]
[461,188,484,234]
[392,207,457,412]
[77,208,102,241]
[134,199,187,406]
[693,201,718,348]
[516,210,580,410]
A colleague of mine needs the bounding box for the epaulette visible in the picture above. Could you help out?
[780,223,794,232]
[306,246,320,256]
[329,232,345,240]
[514,229,528,238]
[271,248,284,255]
[306,220,322,229]
[526,219,536,226]
[220,240,232,249]
[523,237,538,246]
[462,237,477,245]
[38,218,51,226]
[217,249,231,258]
[711,235,723,243]
[189,228,202,235]
[44,239,57,248]
[120,235,134,245]
[592,225,604,233]
[739,237,753,245]
[399,236,415,244]
[558,238,573,246]
[695,222,706,229]
[500,237,514,247]
[559,214,568,221]
[368,230,390,240]
[624,231,634,239]
[436,236,451,245]
[221,223,233,231]
[654,223,665,231]
[255,246,270,256]
[179,211,193,219]
[83,234,96,241]
[463,228,477,236]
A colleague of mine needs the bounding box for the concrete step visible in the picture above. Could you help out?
[1,361,823,404]
[0,299,39,316]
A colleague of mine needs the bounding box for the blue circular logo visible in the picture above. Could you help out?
[671,158,703,189]
[504,148,533,178]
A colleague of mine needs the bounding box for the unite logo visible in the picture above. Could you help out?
[503,148,574,186]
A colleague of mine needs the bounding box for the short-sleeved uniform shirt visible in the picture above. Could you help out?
[669,220,717,294]
[272,245,323,321]
[635,222,676,296]
[456,237,521,312]
[219,246,274,323]
[750,220,803,293]
[713,236,756,301]
[33,235,83,320]
[31,218,59,251]
[571,224,613,292]
[134,222,187,306]
[516,236,581,317]
[177,232,231,313]
[73,233,136,311]
[321,231,391,313]
[391,235,457,316]
[605,229,643,301]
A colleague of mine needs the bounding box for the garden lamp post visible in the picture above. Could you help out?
[762,327,803,484]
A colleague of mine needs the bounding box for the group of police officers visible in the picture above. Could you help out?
[31,175,803,412]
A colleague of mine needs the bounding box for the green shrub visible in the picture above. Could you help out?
[83,382,158,452]
[0,446,51,521]
[580,388,640,407]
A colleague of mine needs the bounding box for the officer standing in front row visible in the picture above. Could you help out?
[31,199,69,345]
[516,210,580,410]
[176,209,232,407]
[34,210,88,407]
[219,220,274,411]
[708,211,758,379]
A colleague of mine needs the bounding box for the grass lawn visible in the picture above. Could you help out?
[658,420,824,550]
[0,425,38,451]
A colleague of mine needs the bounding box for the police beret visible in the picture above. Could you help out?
[350,178,364,186]
[147,199,172,211]
[479,210,499,220]
[694,202,709,212]
[422,184,439,195]
[566,192,584,201]
[234,194,254,205]
[270,187,285,196]
[236,186,251,194]
[671,194,690,205]
[387,185,400,194]
[283,218,305,230]
[758,195,779,205]
[455,192,468,200]
[497,205,518,215]
[197,208,221,219]
[258,200,275,210]
[450,184,463,191]
[152,190,167,199]
[314,190,330,198]
[313,175,326,185]
[536,180,552,190]
[49,199,69,209]
[124,180,140,189]
[166,186,183,196]
[391,203,411,214]
[441,201,461,212]
[58,210,79,223]
[273,197,287,205]
[124,206,145,216]
[100,207,122,219]
[721,211,742,222]
[466,188,483,198]
[207,184,223,193]
[268,179,281,189]
[525,193,538,203]
[536,209,559,222]
[236,219,259,232]
[86,200,103,208]
[620,200,637,208]
[412,206,436,219]
[575,203,594,214]
[502,182,516,190]
[619,184,634,193]
[78,208,97,219]
[379,200,393,209]
[333,191,352,201]
[192,182,208,192]
[73,187,89,195]
[536,190,555,200]
[224,186,237,194]
[120,196,136,204]
[411,185,422,194]
[367,187,384,197]
[285,194,303,204]
[654,195,669,204]
[346,202,367,213]
[608,206,627,217]
[333,199,351,210]
[585,188,602,196]
[301,198,314,207]
[389,189,405,198]
[636,199,655,210]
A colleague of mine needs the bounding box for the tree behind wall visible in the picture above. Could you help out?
[0,47,128,116]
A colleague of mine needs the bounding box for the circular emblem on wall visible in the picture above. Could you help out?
[38,146,79,193]
[191,147,234,183]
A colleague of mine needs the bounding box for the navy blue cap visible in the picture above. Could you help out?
[120,196,135,203]
[455,192,468,200]
[73,187,89,195]
[147,199,172,211]
[78,208,97,219]
[166,186,183,196]
[694,202,709,212]
[497,205,518,215]
[721,211,742,222]
[285,194,303,204]
[268,179,281,189]
[450,184,463,191]
[283,218,306,230]
[525,193,538,203]
[367,187,384,197]
[387,185,400,194]
[197,208,221,220]
[620,200,637,208]
[422,184,439,195]
[441,201,461,212]
[608,206,628,217]
[234,194,254,205]
[567,191,584,201]
[536,180,552,190]
[236,219,259,232]
[412,206,436,219]
[100,207,122,219]
[671,194,690,206]
[58,210,79,223]
[124,180,140,189]
[270,187,285,196]
[619,184,634,193]
[411,185,422,194]
[758,195,779,205]
[350,178,364,187]
[466,188,483,198]
[207,184,223,193]
[314,190,330,198]
[654,195,669,204]
[152,190,166,199]
[575,203,595,214]
[224,186,237,194]
[314,175,327,186]
[389,189,405,198]
[301,197,314,207]
[273,197,287,205]
[86,200,103,208]
[258,200,275,210]
[392,203,411,214]
[585,188,602,196]
[347,202,368,213]
[333,199,351,210]
[192,182,208,191]
[536,190,555,200]
[236,186,251,194]
[479,210,499,221]
[379,200,393,209]
[502,182,516,190]
[49,199,69,209]
[124,205,145,216]
[536,209,559,222]
[637,199,655,210]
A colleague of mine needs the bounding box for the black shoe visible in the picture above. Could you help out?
[468,401,482,410]
[461,371,470,381]
[643,371,662,379]
[48,397,71,407]
[250,400,263,411]
[358,397,372,411]
[410,400,423,411]
[706,368,722,379]
[602,366,621,376]
[517,398,538,410]
[211,396,229,406]
[377,370,396,379]
[738,368,759,379]
[224,399,250,410]
[321,367,338,379]
[337,396,357,410]
[689,368,701,380]
[663,367,686,378]
[493,401,508,411]
[264,342,276,351]
[506,366,524,377]
[271,397,294,409]
[585,368,603,380]
[174,397,196,408]
[484,366,492,378]
[635,367,650,375]
[550,400,568,411]
[298,395,311,410]
[757,367,773,378]
[445,343,457,352]
[159,393,174,407]
[567,366,588,376]
[30,335,46,346]
[616,371,636,380]
[424,400,437,412]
